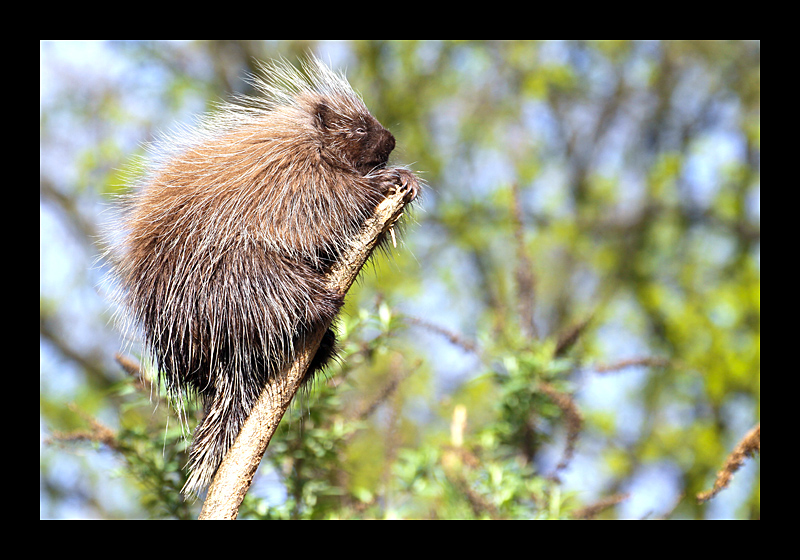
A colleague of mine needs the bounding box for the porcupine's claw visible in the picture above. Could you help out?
[386,170,419,247]
[389,170,418,202]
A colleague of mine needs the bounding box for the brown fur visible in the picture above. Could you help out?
[110,58,418,498]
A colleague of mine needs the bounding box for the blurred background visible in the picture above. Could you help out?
[40,40,760,519]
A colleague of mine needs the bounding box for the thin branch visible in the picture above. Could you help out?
[511,183,538,340]
[572,493,629,519]
[198,177,416,520]
[554,314,593,357]
[594,356,670,373]
[540,383,583,475]
[406,316,480,355]
[697,423,760,503]
[48,404,119,451]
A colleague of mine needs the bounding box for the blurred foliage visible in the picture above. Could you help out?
[41,40,759,519]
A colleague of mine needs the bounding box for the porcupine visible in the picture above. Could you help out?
[110,56,419,498]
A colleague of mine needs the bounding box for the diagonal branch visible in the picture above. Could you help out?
[697,423,761,504]
[199,177,416,520]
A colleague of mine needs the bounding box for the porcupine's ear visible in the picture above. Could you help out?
[313,102,337,131]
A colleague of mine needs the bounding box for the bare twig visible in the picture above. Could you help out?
[48,404,119,451]
[406,316,479,355]
[572,493,629,519]
[554,314,593,357]
[697,423,760,503]
[594,356,670,373]
[540,383,583,475]
[511,183,538,340]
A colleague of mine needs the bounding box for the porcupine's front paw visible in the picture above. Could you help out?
[376,168,419,203]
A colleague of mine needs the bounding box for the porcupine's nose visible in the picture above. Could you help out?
[376,130,395,166]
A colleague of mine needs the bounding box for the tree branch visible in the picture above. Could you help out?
[198,176,416,520]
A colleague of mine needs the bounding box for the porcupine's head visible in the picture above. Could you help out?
[312,99,396,175]
[246,56,396,177]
